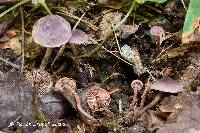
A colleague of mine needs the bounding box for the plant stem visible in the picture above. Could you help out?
[20,6,25,72]
[0,0,30,17]
[41,1,52,15]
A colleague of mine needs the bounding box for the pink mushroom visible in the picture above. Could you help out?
[129,80,143,111]
[150,26,165,54]
[137,77,183,116]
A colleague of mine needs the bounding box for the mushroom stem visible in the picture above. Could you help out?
[40,48,52,70]
[137,91,163,116]
[61,84,97,122]
[129,88,138,111]
[156,36,160,54]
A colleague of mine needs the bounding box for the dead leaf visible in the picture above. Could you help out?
[99,12,123,40]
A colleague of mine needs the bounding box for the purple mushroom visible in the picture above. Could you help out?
[32,15,72,69]
[32,15,72,48]
[137,77,183,116]
[129,80,143,111]
[150,26,165,54]
[69,29,88,44]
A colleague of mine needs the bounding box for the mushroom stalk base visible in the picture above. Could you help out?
[129,89,138,111]
[137,91,163,116]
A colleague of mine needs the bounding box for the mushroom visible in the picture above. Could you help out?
[137,77,183,116]
[129,80,143,111]
[51,29,88,66]
[69,29,88,44]
[54,77,97,122]
[86,87,111,112]
[85,85,114,115]
[150,26,165,54]
[32,15,72,69]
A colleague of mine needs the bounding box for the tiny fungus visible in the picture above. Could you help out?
[54,77,96,122]
[51,29,89,66]
[137,77,183,116]
[68,29,88,59]
[32,15,72,69]
[69,29,88,44]
[150,26,165,54]
[86,87,111,112]
[129,80,143,111]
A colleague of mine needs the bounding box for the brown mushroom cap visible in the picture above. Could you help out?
[86,86,111,111]
[150,26,165,37]
[152,77,183,93]
[69,29,88,44]
[32,15,72,48]
[54,77,76,93]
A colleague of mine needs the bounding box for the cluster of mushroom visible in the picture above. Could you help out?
[32,15,88,69]
[54,77,118,122]
[32,15,88,48]
[130,77,183,116]
[54,77,97,123]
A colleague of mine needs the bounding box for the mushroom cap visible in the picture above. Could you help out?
[152,77,183,93]
[131,80,143,90]
[69,29,88,44]
[54,77,76,93]
[150,26,164,37]
[32,15,72,48]
[86,86,111,111]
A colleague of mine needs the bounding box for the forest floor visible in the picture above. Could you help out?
[0,0,200,133]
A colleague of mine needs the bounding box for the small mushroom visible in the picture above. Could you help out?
[150,26,165,54]
[69,29,88,44]
[54,77,97,122]
[86,87,111,112]
[32,15,72,69]
[51,29,88,66]
[137,77,183,116]
[129,80,143,111]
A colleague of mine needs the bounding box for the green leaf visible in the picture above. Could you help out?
[136,0,167,4]
[182,0,200,43]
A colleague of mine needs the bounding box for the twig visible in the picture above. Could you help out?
[20,6,25,72]
[0,0,30,17]
[55,7,98,31]
[89,37,133,66]
[0,57,20,69]
[181,0,186,9]
[139,78,151,108]
[76,0,136,59]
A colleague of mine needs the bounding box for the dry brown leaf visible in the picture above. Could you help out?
[99,12,123,40]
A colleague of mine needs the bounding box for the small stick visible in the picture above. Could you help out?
[0,0,30,17]
[0,57,20,69]
[139,78,151,108]
[20,6,25,72]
